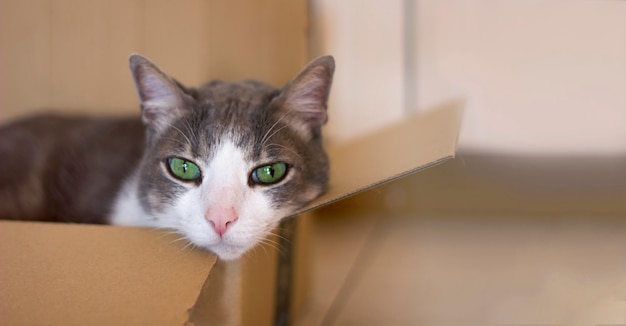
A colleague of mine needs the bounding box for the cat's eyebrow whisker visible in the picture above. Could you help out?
[260,112,286,145]
[265,143,303,160]
[260,111,292,146]
[159,136,190,148]
[169,124,193,147]
[181,116,199,145]
[263,124,291,147]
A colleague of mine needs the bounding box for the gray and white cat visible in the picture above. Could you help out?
[0,54,334,260]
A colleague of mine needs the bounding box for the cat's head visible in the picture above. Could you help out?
[129,54,334,260]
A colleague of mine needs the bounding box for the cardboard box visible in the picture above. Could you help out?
[0,102,461,325]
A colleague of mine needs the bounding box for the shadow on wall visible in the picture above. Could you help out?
[318,152,626,217]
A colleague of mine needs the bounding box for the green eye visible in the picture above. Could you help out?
[252,162,288,185]
[167,157,201,181]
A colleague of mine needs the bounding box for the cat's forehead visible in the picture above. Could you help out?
[195,80,279,105]
[152,80,300,160]
[189,81,285,145]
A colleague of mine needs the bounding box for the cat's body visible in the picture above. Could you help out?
[0,115,144,224]
[0,55,334,260]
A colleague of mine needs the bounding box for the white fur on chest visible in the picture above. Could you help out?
[109,173,155,227]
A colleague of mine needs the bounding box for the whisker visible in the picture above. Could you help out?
[260,113,285,145]
[159,136,190,148]
[170,236,191,244]
[153,229,180,240]
[182,116,199,146]
[169,124,193,147]
[261,238,282,252]
[263,124,291,147]
[261,111,292,146]
[272,233,290,243]
[255,241,271,259]
[254,238,280,259]
[180,240,198,253]
[265,143,303,160]
[259,238,286,258]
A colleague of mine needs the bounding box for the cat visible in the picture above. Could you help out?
[0,54,335,260]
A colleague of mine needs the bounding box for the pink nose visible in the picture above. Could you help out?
[205,207,238,237]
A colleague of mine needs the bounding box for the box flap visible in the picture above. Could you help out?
[186,101,462,324]
[297,100,462,214]
[0,221,216,325]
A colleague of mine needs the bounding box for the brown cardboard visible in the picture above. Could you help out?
[0,102,461,325]
[299,100,462,214]
[0,221,216,325]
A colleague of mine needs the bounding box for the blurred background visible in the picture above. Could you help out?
[1,0,625,324]
[2,0,625,155]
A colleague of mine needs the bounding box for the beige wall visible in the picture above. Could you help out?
[310,0,626,155]
[4,1,625,154]
[0,0,307,122]
[309,0,406,145]
[414,0,626,155]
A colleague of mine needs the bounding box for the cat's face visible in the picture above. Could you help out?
[129,55,334,260]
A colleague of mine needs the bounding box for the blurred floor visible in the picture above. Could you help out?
[297,155,626,326]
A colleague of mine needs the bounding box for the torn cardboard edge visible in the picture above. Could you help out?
[0,101,462,325]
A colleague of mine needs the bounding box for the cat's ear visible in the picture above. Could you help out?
[274,55,335,140]
[129,54,186,130]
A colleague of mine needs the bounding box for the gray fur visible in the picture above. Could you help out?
[0,55,334,230]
